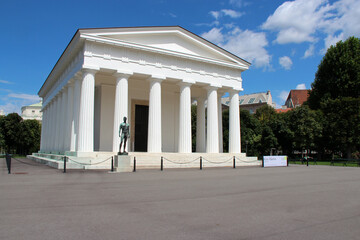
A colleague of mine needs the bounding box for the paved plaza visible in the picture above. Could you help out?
[1,158,360,240]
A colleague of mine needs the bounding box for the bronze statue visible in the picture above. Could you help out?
[118,116,130,155]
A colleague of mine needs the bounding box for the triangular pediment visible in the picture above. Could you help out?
[79,26,250,68]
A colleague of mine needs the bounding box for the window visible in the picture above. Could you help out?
[239,99,245,104]
[248,98,255,104]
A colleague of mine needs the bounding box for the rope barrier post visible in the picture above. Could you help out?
[111,156,114,172]
[161,156,163,171]
[5,153,11,174]
[262,158,264,168]
[133,157,136,172]
[307,157,309,167]
[63,156,67,173]
[233,156,236,169]
[200,156,202,170]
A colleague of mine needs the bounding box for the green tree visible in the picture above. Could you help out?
[321,98,360,158]
[0,113,22,153]
[240,109,261,156]
[307,36,360,158]
[269,112,294,156]
[191,104,197,152]
[288,106,323,156]
[19,119,41,155]
[308,37,360,109]
[0,115,5,153]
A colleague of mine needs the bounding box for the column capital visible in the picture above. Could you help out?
[229,87,243,93]
[148,74,166,83]
[204,85,219,91]
[114,69,133,79]
[82,65,100,74]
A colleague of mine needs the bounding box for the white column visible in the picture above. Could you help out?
[65,83,74,152]
[112,71,132,152]
[206,86,219,153]
[54,95,61,153]
[48,101,54,152]
[218,92,224,153]
[44,106,50,152]
[147,76,165,153]
[40,106,45,152]
[196,97,206,152]
[229,90,241,153]
[78,69,97,152]
[51,100,56,152]
[59,88,68,153]
[178,82,192,153]
[71,77,81,151]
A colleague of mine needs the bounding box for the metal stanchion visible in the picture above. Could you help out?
[307,158,309,167]
[233,156,236,168]
[111,156,114,172]
[262,158,264,168]
[161,157,163,171]
[63,156,67,173]
[133,157,136,172]
[5,153,11,174]
[200,156,202,170]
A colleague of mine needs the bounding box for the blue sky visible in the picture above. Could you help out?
[1,0,359,114]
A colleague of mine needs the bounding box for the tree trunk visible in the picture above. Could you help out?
[346,146,352,159]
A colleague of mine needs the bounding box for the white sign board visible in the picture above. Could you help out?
[263,156,288,167]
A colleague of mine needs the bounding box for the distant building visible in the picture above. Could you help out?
[21,102,42,121]
[222,90,275,114]
[285,90,309,108]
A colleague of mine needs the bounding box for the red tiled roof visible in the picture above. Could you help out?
[275,108,292,113]
[286,90,310,107]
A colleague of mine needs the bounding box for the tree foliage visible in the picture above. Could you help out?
[0,113,41,155]
[308,37,360,109]
[307,36,360,158]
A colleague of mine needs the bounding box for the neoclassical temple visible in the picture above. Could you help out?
[39,26,250,157]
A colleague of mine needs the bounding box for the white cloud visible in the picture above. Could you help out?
[201,27,224,44]
[296,83,306,89]
[262,0,328,44]
[220,28,270,68]
[0,93,41,114]
[221,9,243,18]
[202,27,271,68]
[0,80,12,84]
[279,56,292,70]
[210,11,220,20]
[323,33,344,51]
[8,93,40,101]
[209,9,243,20]
[303,44,315,58]
[229,0,250,8]
[279,91,289,102]
[261,0,360,50]
[0,102,22,114]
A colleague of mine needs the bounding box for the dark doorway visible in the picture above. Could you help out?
[134,104,149,152]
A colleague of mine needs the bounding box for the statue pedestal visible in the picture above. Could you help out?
[114,155,131,172]
[117,152,128,155]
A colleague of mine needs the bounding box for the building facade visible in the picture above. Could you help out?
[38,26,250,156]
[21,102,43,121]
[222,90,275,114]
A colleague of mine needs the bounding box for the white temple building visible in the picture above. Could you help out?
[31,26,260,170]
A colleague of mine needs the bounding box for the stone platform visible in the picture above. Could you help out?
[28,152,260,171]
